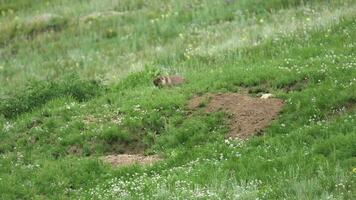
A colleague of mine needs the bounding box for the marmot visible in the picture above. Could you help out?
[153,76,185,87]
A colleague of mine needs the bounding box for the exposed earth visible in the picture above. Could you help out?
[101,154,161,167]
[188,93,284,139]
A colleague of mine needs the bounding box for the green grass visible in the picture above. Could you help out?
[0,0,355,199]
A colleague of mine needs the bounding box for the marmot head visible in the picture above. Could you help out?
[153,77,164,86]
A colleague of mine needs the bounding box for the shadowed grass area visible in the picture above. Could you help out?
[0,0,355,199]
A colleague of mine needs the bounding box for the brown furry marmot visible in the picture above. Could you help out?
[153,76,185,87]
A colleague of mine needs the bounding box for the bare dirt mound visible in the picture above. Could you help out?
[101,154,161,167]
[188,93,284,139]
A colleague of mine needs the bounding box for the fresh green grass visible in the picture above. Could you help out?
[0,0,355,199]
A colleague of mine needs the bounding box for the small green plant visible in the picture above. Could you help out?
[102,126,133,144]
[104,28,118,39]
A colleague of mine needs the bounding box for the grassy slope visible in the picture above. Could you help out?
[0,0,355,199]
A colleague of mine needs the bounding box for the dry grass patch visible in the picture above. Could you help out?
[101,154,161,167]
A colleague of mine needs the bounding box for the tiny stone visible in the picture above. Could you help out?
[260,93,274,99]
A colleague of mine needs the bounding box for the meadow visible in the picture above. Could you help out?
[0,0,355,199]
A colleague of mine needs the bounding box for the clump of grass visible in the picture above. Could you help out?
[0,0,34,13]
[102,126,133,144]
[114,0,146,12]
[0,13,68,45]
[0,74,103,119]
[115,66,159,90]
[155,113,226,151]
[104,28,118,39]
[25,13,68,37]
[198,96,212,108]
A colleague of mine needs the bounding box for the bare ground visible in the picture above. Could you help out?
[188,93,284,139]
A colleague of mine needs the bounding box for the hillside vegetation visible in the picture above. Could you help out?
[0,0,355,199]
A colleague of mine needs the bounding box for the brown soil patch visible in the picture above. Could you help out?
[101,154,161,167]
[188,93,284,139]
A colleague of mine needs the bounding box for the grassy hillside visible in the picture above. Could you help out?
[0,0,355,199]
